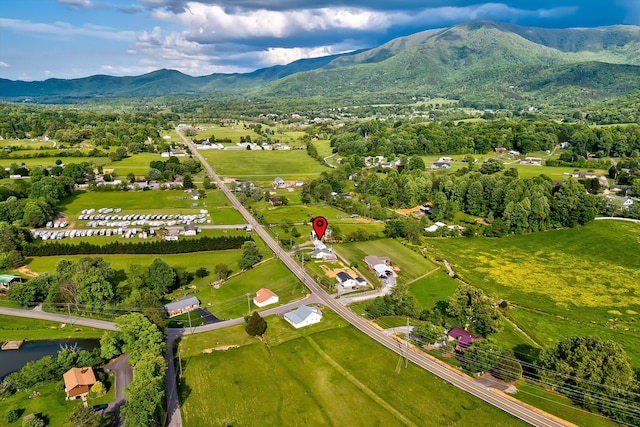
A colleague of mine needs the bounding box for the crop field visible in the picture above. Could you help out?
[203,150,329,178]
[337,239,437,282]
[168,259,303,320]
[178,311,524,427]
[195,125,262,142]
[429,220,640,365]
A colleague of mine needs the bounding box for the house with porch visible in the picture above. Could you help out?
[63,367,96,401]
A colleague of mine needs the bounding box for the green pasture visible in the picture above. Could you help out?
[337,239,437,282]
[252,203,359,225]
[430,220,640,365]
[168,259,304,320]
[0,157,109,169]
[59,189,226,218]
[1,139,56,149]
[104,152,162,176]
[0,315,103,341]
[313,140,333,157]
[195,125,262,143]
[25,250,245,277]
[408,268,459,308]
[178,311,524,427]
[203,150,329,177]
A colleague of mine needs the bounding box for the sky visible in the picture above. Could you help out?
[0,0,638,81]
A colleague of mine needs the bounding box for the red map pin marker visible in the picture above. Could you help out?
[312,216,328,240]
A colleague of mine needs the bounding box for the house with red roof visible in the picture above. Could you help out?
[253,288,279,308]
[447,327,482,351]
[63,367,96,400]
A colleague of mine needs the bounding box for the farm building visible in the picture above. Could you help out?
[269,197,283,206]
[164,296,200,317]
[183,225,198,236]
[253,288,279,308]
[273,177,286,189]
[0,274,24,290]
[63,367,96,400]
[364,256,392,278]
[431,162,451,169]
[284,305,322,329]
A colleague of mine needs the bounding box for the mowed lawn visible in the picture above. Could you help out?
[169,259,304,320]
[430,220,640,364]
[0,156,109,169]
[178,311,524,427]
[103,152,164,176]
[408,268,459,308]
[0,315,103,340]
[202,150,329,178]
[337,239,438,282]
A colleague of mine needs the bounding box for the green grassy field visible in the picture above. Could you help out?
[429,220,640,365]
[0,157,109,169]
[26,250,245,276]
[58,189,244,223]
[177,311,524,427]
[252,203,363,225]
[337,239,437,282]
[168,259,304,320]
[408,268,459,308]
[103,153,163,176]
[0,315,103,340]
[203,150,330,178]
[0,382,84,426]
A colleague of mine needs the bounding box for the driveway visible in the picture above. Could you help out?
[105,354,133,426]
[194,308,219,325]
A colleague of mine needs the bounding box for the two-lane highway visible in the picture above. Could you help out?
[176,128,570,427]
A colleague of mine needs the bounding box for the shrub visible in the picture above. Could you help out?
[6,409,21,424]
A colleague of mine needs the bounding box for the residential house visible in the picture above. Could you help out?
[437,156,453,163]
[508,150,521,156]
[572,171,597,179]
[0,274,24,291]
[598,176,610,188]
[253,288,279,308]
[447,327,482,351]
[164,296,200,317]
[294,180,305,187]
[63,367,96,400]
[355,277,367,287]
[311,239,334,259]
[519,157,542,166]
[269,197,283,206]
[273,177,286,189]
[183,225,198,236]
[336,272,357,288]
[431,162,451,169]
[284,305,322,328]
[494,147,507,154]
[560,141,571,149]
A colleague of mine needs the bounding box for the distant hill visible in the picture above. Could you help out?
[1,20,639,105]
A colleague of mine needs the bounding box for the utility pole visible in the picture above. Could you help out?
[178,345,183,379]
[405,317,409,368]
[246,293,251,316]
[67,303,71,324]
[187,309,192,333]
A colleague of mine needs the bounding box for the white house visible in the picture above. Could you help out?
[336,272,357,288]
[284,305,322,328]
[183,225,198,236]
[311,239,334,259]
[273,177,286,189]
[253,288,279,308]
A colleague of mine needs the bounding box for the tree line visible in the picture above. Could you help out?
[24,235,253,257]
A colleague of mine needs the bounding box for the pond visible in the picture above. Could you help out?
[0,339,100,380]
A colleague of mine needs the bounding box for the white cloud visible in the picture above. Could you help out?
[0,18,135,41]
[57,0,112,10]
[0,61,9,68]
[258,45,353,66]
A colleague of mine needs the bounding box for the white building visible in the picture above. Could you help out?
[284,305,322,328]
[253,288,279,308]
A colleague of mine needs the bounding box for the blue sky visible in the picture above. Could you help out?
[1,0,638,81]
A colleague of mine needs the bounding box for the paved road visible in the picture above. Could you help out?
[0,306,117,331]
[594,216,640,223]
[105,354,133,426]
[177,127,568,427]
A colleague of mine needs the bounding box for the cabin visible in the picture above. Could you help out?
[63,367,96,400]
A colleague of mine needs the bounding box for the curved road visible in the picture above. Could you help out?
[177,128,568,427]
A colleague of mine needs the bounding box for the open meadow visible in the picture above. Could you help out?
[203,150,329,179]
[429,220,640,365]
[177,311,524,427]
[337,239,438,282]
[0,315,103,340]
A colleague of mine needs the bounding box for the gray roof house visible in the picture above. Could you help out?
[284,305,322,329]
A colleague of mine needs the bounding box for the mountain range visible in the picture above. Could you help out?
[1,19,639,106]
